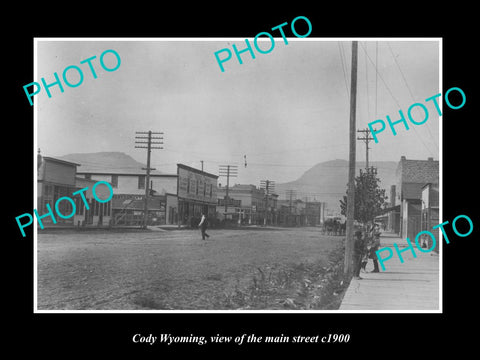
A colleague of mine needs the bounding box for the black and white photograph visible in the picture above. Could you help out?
[7,7,478,356]
[33,38,440,312]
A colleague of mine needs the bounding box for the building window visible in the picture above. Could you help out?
[43,200,51,214]
[187,179,190,193]
[94,200,99,216]
[76,196,85,215]
[44,185,51,196]
[210,184,213,197]
[203,182,206,197]
[85,174,92,180]
[111,175,118,188]
[57,197,73,217]
[138,175,146,189]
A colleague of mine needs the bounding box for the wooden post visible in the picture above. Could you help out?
[143,131,152,229]
[225,165,230,220]
[345,41,358,275]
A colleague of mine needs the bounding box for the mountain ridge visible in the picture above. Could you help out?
[57,151,164,175]
[275,159,398,214]
[56,152,398,214]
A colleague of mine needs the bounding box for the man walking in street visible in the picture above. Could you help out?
[198,212,210,240]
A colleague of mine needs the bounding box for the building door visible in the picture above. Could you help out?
[85,199,94,225]
[98,203,104,226]
[408,215,421,240]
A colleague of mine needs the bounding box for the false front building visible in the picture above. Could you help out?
[37,155,81,227]
[216,184,278,225]
[395,156,439,240]
[37,152,113,228]
[177,164,218,226]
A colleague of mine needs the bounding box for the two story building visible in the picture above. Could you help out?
[177,164,218,226]
[396,156,439,240]
[216,184,278,225]
[76,168,177,226]
[37,152,113,227]
[37,155,80,227]
[421,182,439,252]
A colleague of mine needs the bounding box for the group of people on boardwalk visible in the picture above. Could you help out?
[353,223,381,279]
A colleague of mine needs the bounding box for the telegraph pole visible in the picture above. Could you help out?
[345,41,358,276]
[357,128,374,169]
[286,189,296,213]
[135,131,163,229]
[286,189,296,226]
[260,180,275,226]
[219,165,238,221]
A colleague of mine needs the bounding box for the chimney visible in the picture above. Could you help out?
[37,148,43,170]
[400,156,406,161]
[390,185,396,206]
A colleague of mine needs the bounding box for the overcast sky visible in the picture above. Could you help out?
[36,39,440,184]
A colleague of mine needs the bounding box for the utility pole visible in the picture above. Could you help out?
[219,165,238,221]
[286,190,296,210]
[200,160,204,172]
[345,41,358,276]
[286,189,296,216]
[135,131,163,229]
[304,196,310,226]
[260,180,275,226]
[357,128,374,169]
[286,189,297,226]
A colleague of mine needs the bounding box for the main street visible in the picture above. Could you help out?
[37,227,343,310]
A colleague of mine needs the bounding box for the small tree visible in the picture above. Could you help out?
[339,167,388,226]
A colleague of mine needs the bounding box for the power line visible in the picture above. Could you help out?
[338,42,350,101]
[163,142,349,159]
[218,164,238,220]
[135,130,164,229]
[386,42,439,151]
[375,41,378,119]
[63,156,399,172]
[279,191,347,196]
[260,179,275,226]
[285,189,297,214]
[364,42,371,122]
[360,42,402,111]
[357,128,375,168]
[359,42,437,157]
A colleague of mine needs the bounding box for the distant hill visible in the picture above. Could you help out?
[57,153,398,214]
[275,159,398,213]
[58,152,164,175]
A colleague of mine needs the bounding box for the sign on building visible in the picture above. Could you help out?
[177,164,218,204]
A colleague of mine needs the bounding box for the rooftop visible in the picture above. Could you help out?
[397,156,439,184]
[42,156,81,167]
[177,163,218,179]
[76,168,175,176]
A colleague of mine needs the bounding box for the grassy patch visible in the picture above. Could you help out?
[216,242,349,310]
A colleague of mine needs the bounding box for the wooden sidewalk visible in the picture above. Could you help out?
[340,232,440,311]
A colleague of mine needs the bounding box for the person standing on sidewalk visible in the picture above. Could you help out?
[353,230,366,279]
[368,231,381,273]
[198,212,210,240]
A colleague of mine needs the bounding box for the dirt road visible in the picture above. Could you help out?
[37,227,342,310]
